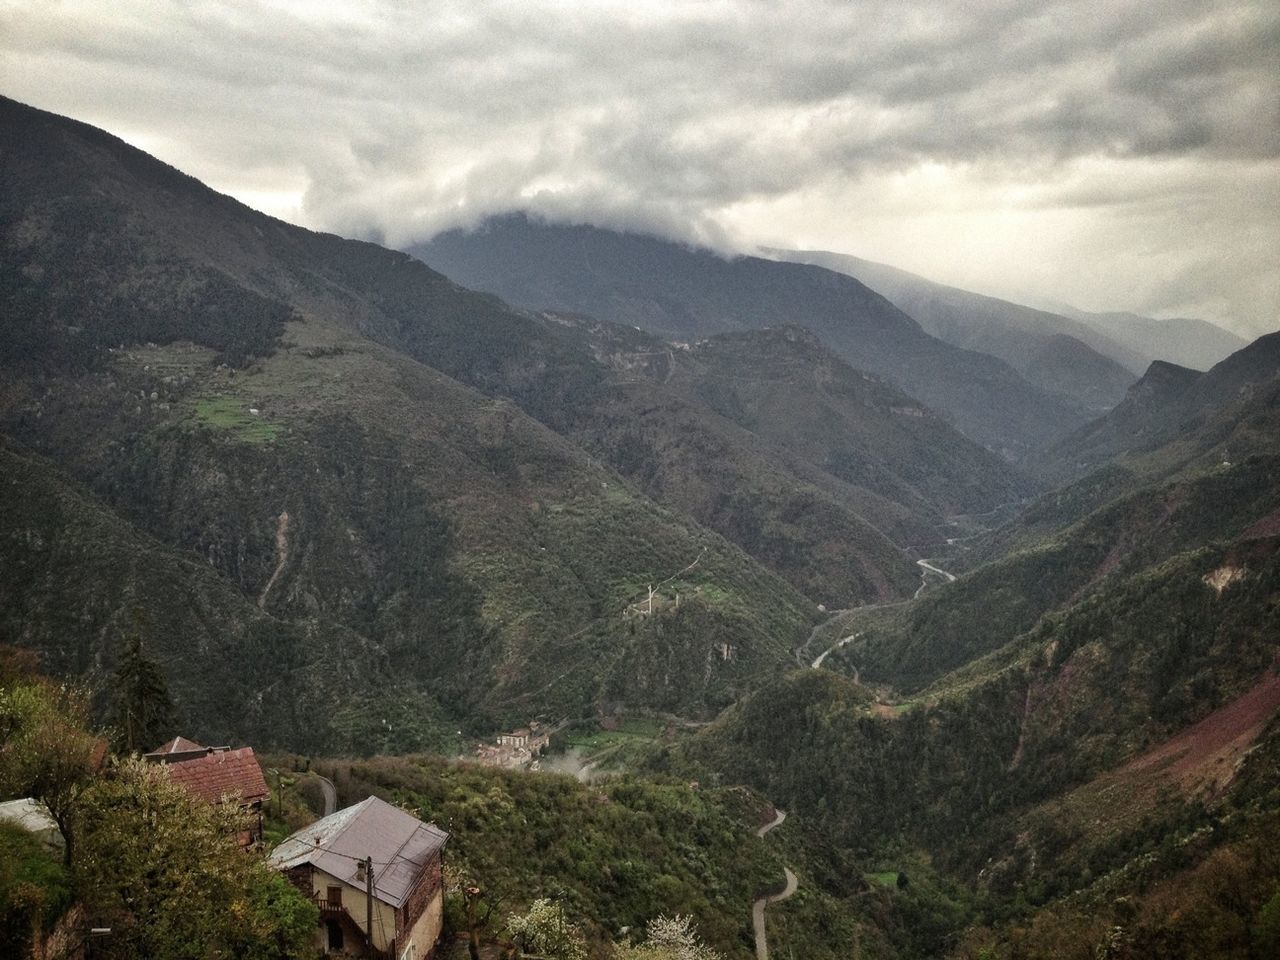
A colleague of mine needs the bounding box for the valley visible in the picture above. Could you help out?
[1,94,1278,960]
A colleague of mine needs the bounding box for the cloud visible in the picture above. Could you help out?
[1,0,1276,334]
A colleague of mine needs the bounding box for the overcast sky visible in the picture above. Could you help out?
[2,0,1276,335]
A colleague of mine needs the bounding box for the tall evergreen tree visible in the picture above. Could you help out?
[112,628,175,754]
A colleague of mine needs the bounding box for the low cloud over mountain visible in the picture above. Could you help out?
[3,0,1276,333]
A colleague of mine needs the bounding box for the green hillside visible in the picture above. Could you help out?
[0,93,1045,744]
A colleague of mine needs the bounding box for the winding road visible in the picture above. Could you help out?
[812,633,859,669]
[913,558,957,599]
[752,808,798,960]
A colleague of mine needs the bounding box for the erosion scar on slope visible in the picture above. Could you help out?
[258,510,290,608]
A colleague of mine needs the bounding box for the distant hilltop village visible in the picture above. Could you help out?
[474,722,553,769]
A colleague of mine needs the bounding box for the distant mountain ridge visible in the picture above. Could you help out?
[410,214,1094,460]
[771,247,1141,410]
[1033,331,1280,483]
[773,247,1249,380]
[1051,303,1251,373]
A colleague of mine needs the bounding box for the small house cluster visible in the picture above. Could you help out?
[475,721,551,769]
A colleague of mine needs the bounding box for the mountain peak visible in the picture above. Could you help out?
[1128,359,1202,402]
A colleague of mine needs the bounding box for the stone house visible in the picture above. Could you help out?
[269,796,448,960]
[497,728,530,748]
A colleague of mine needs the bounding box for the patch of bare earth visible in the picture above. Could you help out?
[1041,671,1280,844]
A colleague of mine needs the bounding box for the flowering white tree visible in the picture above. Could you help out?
[506,898,589,960]
[613,914,723,960]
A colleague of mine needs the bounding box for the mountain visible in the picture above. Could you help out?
[5,94,1279,960]
[772,248,1141,409]
[410,214,1093,460]
[776,247,1251,379]
[1052,304,1251,373]
[538,315,1037,605]
[1032,331,1280,484]
[0,95,831,742]
[0,96,1040,747]
[665,391,1280,955]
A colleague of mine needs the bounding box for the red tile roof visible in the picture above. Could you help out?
[166,747,269,806]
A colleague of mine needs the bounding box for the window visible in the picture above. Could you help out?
[327,885,343,907]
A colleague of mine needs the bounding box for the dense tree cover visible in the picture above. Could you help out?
[0,669,100,865]
[671,519,1280,955]
[74,759,317,959]
[0,661,317,959]
[313,754,783,954]
[953,809,1280,959]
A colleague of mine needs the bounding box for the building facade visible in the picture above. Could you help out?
[269,796,448,959]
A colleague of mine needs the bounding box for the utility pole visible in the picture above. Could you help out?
[365,856,374,958]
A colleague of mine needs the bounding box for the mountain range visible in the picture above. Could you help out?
[2,94,1278,959]
[0,95,1029,748]
[774,248,1246,383]
[412,214,1097,460]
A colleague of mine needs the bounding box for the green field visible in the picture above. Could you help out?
[562,717,666,753]
[192,396,281,442]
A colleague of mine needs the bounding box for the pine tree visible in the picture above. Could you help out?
[112,630,175,754]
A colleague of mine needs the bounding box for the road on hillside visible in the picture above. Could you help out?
[812,633,859,669]
[752,809,798,960]
[316,774,337,816]
[913,558,957,599]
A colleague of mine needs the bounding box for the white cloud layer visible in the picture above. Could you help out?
[2,0,1276,334]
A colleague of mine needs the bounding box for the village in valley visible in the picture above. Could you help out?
[471,723,553,771]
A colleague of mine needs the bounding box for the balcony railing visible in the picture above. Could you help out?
[311,897,393,959]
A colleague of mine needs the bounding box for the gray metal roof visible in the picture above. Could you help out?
[268,796,448,909]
